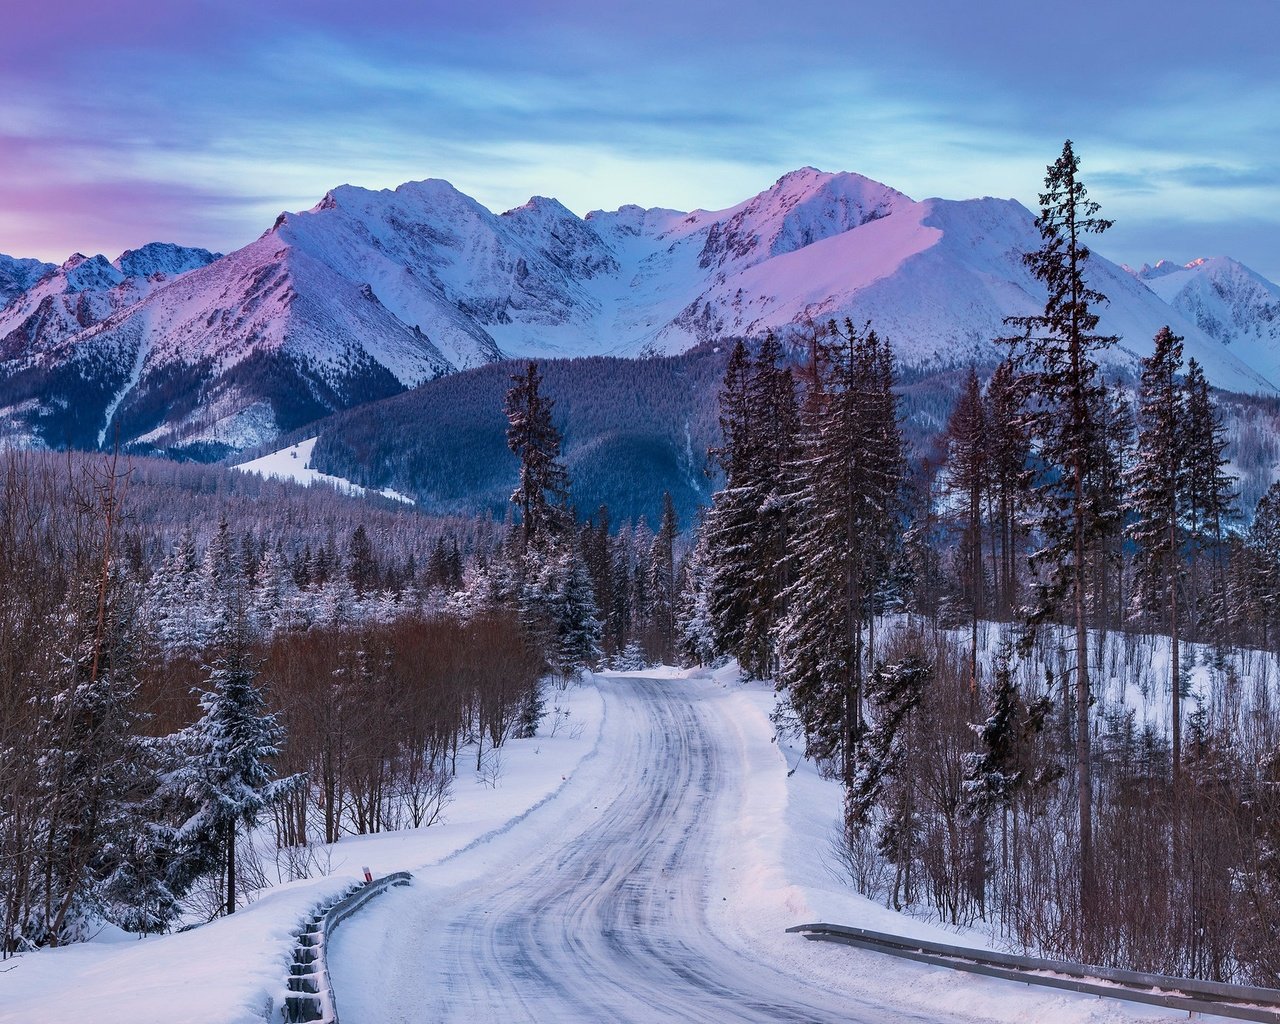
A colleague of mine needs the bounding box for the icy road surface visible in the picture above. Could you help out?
[329,674,962,1023]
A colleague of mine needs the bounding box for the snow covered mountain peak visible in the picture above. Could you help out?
[3,166,1280,457]
[1131,255,1280,360]
[0,254,56,307]
[112,242,220,280]
[690,167,914,270]
[57,253,124,292]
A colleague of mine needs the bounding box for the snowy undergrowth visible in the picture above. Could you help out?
[700,658,1212,1023]
[0,679,605,1024]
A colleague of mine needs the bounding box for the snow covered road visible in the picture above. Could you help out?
[329,674,967,1023]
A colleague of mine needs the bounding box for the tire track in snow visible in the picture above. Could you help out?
[328,675,965,1023]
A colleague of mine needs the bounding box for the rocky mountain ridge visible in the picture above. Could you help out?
[2,168,1277,457]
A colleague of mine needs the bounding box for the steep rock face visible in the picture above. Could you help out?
[3,168,1279,457]
[1132,257,1280,380]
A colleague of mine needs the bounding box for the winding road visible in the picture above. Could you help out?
[328,675,975,1023]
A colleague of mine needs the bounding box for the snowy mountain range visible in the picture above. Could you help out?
[2,168,1278,456]
[1128,257,1280,365]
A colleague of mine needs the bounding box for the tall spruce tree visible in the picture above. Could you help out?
[172,619,303,917]
[742,332,799,677]
[704,340,759,667]
[506,362,570,551]
[942,367,988,689]
[648,493,679,663]
[1001,140,1117,908]
[982,360,1031,618]
[1125,326,1189,785]
[1247,483,1280,650]
[778,320,906,821]
[1182,358,1236,639]
[1090,383,1132,633]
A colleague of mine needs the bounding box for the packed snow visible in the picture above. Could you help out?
[327,668,1191,1024]
[1,662,1244,1023]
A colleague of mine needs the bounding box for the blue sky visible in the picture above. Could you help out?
[3,0,1277,281]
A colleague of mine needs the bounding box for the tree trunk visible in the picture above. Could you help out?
[1074,448,1094,926]
[226,823,237,917]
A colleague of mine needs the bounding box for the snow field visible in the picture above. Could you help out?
[231,437,414,504]
[0,678,605,1024]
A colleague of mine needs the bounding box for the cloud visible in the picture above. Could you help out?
[0,0,1276,271]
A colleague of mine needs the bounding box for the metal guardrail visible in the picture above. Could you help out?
[787,922,1280,1022]
[283,872,413,1023]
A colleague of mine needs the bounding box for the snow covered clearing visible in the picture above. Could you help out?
[231,438,415,504]
[326,668,1186,1024]
[0,680,604,1024]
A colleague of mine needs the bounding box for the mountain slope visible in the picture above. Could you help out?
[1131,257,1280,380]
[0,253,56,307]
[306,345,732,528]
[11,234,453,454]
[2,167,1278,456]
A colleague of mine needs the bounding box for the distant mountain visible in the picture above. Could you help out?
[2,168,1278,456]
[1129,257,1280,379]
[0,247,218,362]
[0,253,56,307]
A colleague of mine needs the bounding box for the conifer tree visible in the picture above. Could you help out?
[982,360,1031,617]
[1001,139,1117,905]
[702,334,799,677]
[778,320,906,815]
[942,366,987,688]
[172,619,304,916]
[675,525,717,667]
[962,648,1055,870]
[1182,358,1236,638]
[848,651,929,910]
[151,528,203,653]
[200,516,239,642]
[543,550,603,676]
[1247,483,1280,650]
[1125,327,1189,783]
[648,493,679,663]
[1090,383,1132,632]
[35,566,146,945]
[742,332,799,676]
[704,339,758,664]
[505,361,570,551]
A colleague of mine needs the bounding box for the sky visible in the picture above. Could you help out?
[2,0,1277,282]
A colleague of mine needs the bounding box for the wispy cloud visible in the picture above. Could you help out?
[1,1,1277,282]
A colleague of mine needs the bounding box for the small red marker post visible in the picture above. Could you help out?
[362,866,373,883]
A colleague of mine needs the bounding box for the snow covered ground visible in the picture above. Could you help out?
[0,680,605,1024]
[327,668,1191,1024]
[1,664,1242,1023]
[231,437,415,504]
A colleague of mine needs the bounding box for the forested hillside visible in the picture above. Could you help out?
[306,343,732,528]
